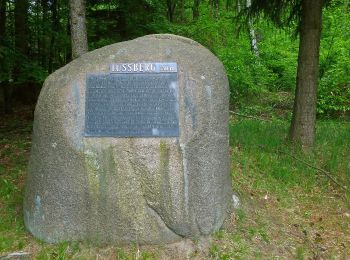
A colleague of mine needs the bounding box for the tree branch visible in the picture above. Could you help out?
[258,145,347,191]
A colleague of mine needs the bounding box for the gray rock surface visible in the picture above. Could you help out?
[24,34,232,244]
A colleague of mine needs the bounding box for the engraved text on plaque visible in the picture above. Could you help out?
[85,62,179,137]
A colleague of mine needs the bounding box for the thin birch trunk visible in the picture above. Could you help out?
[246,0,259,57]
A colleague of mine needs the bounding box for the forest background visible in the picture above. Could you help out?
[0,0,349,120]
[0,0,350,258]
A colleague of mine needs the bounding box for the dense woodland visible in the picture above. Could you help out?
[0,0,349,140]
[1,1,350,258]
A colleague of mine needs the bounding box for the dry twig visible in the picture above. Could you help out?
[229,111,271,122]
[258,145,346,191]
[277,149,346,191]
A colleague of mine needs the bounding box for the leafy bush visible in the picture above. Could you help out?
[169,11,278,109]
[318,2,350,117]
[258,22,298,92]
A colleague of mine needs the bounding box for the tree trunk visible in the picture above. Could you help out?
[246,0,259,57]
[116,7,128,40]
[65,16,72,64]
[13,0,30,105]
[193,0,200,20]
[0,0,7,114]
[289,0,323,147]
[35,0,41,64]
[41,0,48,70]
[226,0,233,11]
[48,0,59,73]
[0,0,6,39]
[179,0,184,22]
[69,0,88,59]
[210,0,219,18]
[15,0,28,54]
[236,0,241,13]
[166,0,176,22]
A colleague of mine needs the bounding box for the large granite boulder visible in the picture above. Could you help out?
[24,34,232,244]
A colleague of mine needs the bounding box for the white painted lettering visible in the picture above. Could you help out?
[127,64,132,72]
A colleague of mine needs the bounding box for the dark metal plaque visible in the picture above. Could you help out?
[85,62,179,137]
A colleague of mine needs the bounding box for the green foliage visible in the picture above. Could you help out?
[318,1,350,117]
[87,0,169,47]
[167,0,350,117]
[116,248,128,259]
[1,0,350,117]
[244,0,302,28]
[295,246,306,260]
[0,43,15,84]
[0,46,47,87]
[36,242,72,260]
[169,10,278,109]
[18,59,48,85]
[258,24,299,91]
[0,118,30,253]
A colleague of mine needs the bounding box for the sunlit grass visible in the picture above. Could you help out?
[229,118,350,198]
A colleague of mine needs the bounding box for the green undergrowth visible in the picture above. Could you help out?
[229,118,350,198]
[1,108,349,259]
[0,110,32,253]
[210,118,350,259]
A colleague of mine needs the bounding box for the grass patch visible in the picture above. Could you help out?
[229,118,350,198]
[217,117,350,258]
[0,107,32,254]
[0,107,349,258]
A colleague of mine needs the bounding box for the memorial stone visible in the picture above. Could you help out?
[23,34,232,244]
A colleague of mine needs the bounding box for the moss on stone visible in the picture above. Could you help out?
[86,166,99,193]
[159,140,169,172]
[84,148,100,197]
